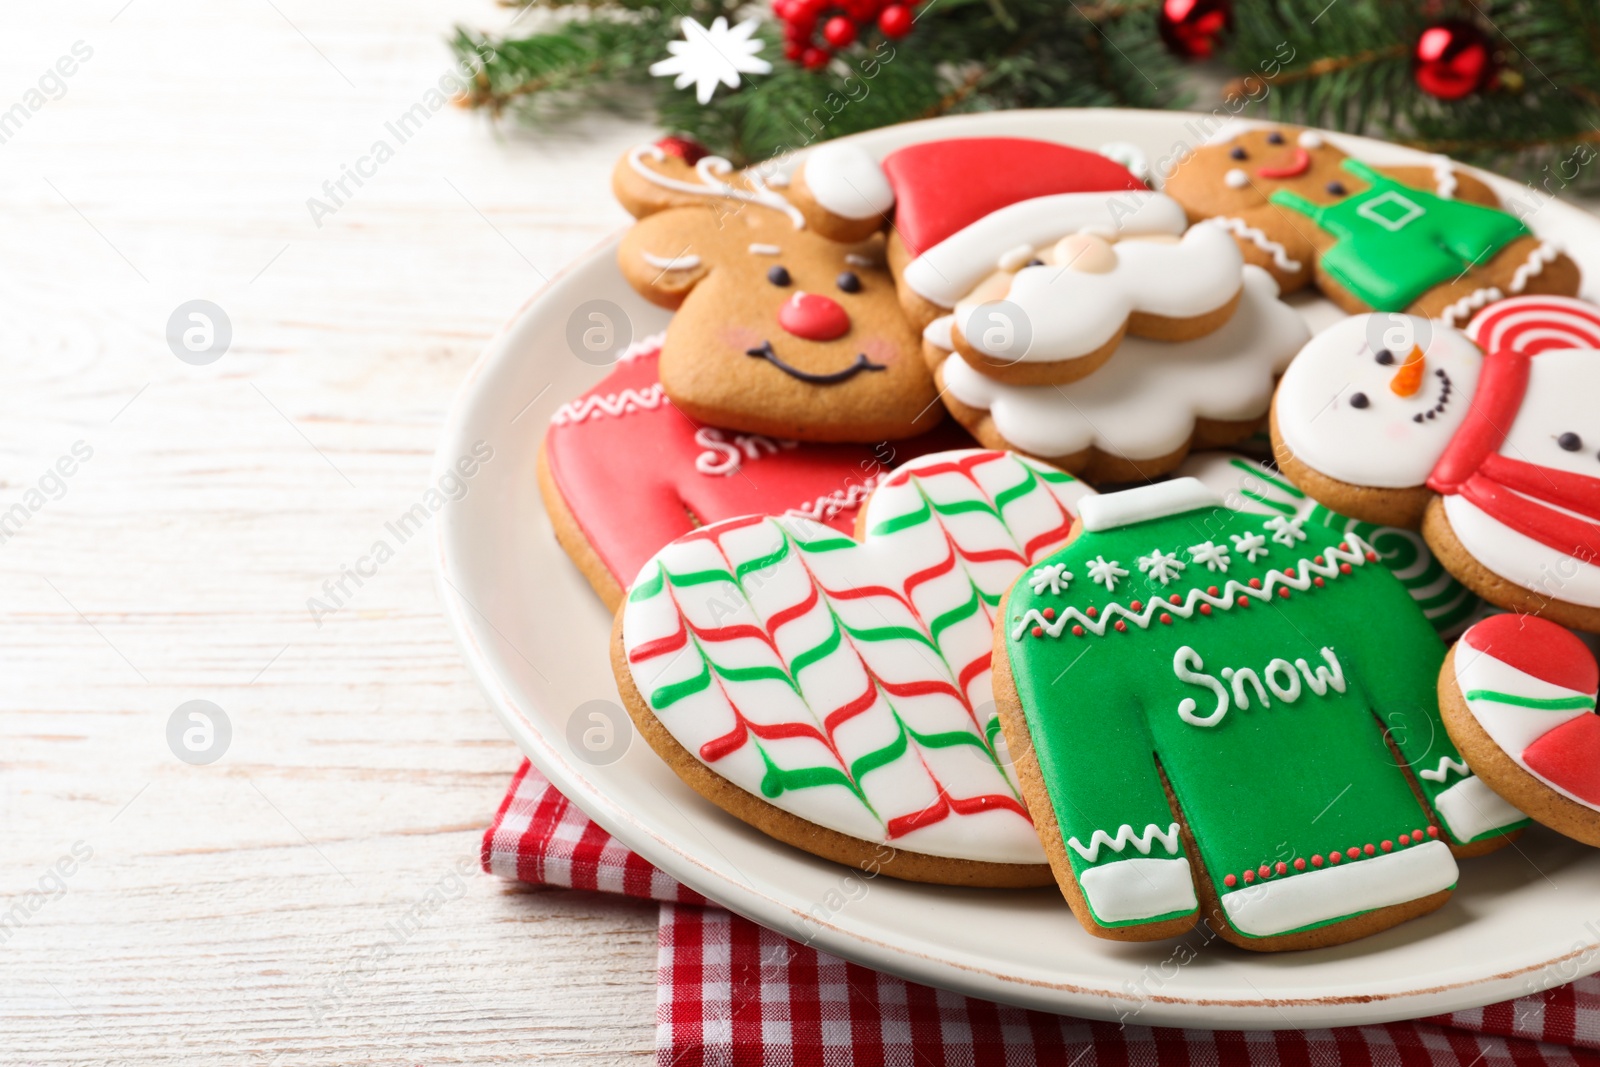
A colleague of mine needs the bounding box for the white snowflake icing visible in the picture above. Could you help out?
[1187,541,1231,573]
[1028,562,1072,596]
[650,16,772,105]
[1264,515,1308,547]
[1137,549,1187,586]
[1231,530,1269,563]
[1086,556,1129,591]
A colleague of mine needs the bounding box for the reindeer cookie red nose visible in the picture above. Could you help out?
[778,291,851,341]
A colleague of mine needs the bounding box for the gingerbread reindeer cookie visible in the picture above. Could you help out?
[995,480,1526,950]
[1272,297,1600,632]
[790,138,1247,385]
[1163,123,1581,326]
[613,140,939,442]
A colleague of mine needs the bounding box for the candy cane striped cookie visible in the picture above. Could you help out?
[614,449,1094,885]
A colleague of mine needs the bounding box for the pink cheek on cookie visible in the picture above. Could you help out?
[722,325,765,351]
[858,336,900,365]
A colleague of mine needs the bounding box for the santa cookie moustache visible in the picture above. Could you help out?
[1272,296,1600,632]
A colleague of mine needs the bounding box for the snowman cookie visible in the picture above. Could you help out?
[791,138,1246,385]
[933,266,1310,483]
[995,479,1526,949]
[1441,613,1598,846]
[615,449,1094,885]
[1272,298,1600,632]
[1163,122,1581,326]
[539,335,969,609]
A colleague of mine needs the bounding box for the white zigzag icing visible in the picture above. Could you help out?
[784,474,884,522]
[1069,822,1182,863]
[550,382,668,426]
[1012,536,1374,640]
[1509,241,1560,294]
[1431,155,1458,200]
[1440,287,1504,327]
[1419,756,1471,783]
[1210,216,1303,273]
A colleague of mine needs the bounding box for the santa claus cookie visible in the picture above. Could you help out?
[540,335,971,609]
[789,138,1245,385]
[613,140,939,443]
[1272,298,1600,632]
[1441,613,1599,846]
[1176,452,1483,638]
[995,479,1526,949]
[614,449,1095,885]
[1163,122,1581,326]
[934,265,1310,483]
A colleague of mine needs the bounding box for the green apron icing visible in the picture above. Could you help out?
[1270,159,1529,310]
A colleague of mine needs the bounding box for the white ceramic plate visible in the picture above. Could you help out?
[435,109,1600,1029]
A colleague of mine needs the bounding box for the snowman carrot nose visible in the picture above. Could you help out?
[1390,345,1426,397]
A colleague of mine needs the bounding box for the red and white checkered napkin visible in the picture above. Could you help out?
[485,760,1600,1066]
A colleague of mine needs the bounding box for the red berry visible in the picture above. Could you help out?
[801,45,831,69]
[879,4,914,37]
[654,136,709,164]
[783,40,804,60]
[822,16,857,47]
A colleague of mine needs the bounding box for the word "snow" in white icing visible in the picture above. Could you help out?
[1173,646,1346,727]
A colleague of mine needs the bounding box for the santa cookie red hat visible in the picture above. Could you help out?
[800,137,1190,308]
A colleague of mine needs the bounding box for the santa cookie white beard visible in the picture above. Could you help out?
[1271,297,1600,632]
[934,266,1310,483]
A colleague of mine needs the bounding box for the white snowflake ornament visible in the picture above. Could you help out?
[1187,541,1231,573]
[1028,562,1072,596]
[1264,515,1308,547]
[1137,549,1186,586]
[1231,530,1269,563]
[650,16,772,105]
[1086,556,1129,592]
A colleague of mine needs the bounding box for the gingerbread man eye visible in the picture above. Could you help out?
[1349,392,1371,409]
[835,271,861,293]
[1375,348,1396,366]
[767,265,791,286]
[1559,432,1583,452]
[1267,130,1285,145]
[1230,146,1248,161]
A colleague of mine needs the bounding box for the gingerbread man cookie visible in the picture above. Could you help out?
[1272,298,1600,632]
[790,138,1246,385]
[615,449,1095,885]
[1163,122,1581,326]
[995,479,1526,949]
[613,140,940,443]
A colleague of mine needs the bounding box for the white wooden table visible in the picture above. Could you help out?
[8,4,1599,1063]
[1,3,663,1062]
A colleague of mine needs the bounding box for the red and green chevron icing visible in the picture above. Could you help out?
[621,449,1094,865]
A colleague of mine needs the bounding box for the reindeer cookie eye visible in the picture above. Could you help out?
[835,271,861,293]
[1349,392,1370,409]
[1559,432,1583,452]
[767,265,791,287]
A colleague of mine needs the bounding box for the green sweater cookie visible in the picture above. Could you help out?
[1003,479,1527,941]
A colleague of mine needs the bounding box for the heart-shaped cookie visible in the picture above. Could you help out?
[614,449,1094,885]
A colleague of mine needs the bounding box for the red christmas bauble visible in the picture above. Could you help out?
[1157,0,1231,59]
[878,4,913,38]
[654,136,709,165]
[1413,19,1493,100]
[822,15,857,47]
